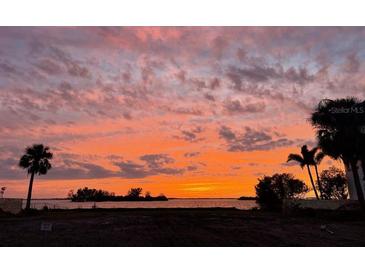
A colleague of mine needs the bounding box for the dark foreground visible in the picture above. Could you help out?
[1,208,365,246]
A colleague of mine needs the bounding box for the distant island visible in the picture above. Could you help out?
[68,187,168,202]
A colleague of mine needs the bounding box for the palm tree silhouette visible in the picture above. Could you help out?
[19,144,53,210]
[311,98,365,209]
[311,146,325,199]
[287,145,322,200]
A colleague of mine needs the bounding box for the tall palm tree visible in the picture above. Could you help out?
[287,145,321,200]
[311,98,365,209]
[19,144,53,210]
[311,147,326,199]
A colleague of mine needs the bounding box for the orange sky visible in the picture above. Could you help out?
[0,27,360,198]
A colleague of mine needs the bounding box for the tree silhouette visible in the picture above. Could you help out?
[19,144,53,210]
[127,187,143,199]
[255,173,308,209]
[311,98,365,209]
[319,166,348,200]
[287,145,323,199]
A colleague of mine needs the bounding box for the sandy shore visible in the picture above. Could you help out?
[1,208,365,246]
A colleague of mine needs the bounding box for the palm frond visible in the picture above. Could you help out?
[19,144,53,175]
[315,151,326,164]
[287,154,305,168]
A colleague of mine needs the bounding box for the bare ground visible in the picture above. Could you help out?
[1,208,365,246]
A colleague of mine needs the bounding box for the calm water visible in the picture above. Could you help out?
[27,199,258,210]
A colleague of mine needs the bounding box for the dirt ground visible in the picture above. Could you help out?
[1,208,365,246]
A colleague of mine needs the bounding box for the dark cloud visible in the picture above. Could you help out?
[190,78,207,90]
[184,152,200,158]
[204,93,215,101]
[0,61,17,76]
[227,65,278,83]
[186,165,199,171]
[219,126,295,152]
[139,154,174,169]
[50,46,91,78]
[226,64,315,89]
[223,99,266,115]
[0,152,190,181]
[114,161,151,179]
[67,63,91,78]
[140,154,184,175]
[0,153,116,181]
[218,126,236,141]
[35,58,63,75]
[48,159,115,179]
[284,67,314,85]
[174,127,204,143]
[115,154,185,178]
[165,106,204,116]
[185,76,220,91]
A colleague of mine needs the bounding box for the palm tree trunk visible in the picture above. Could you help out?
[314,164,324,199]
[350,160,365,210]
[360,157,365,180]
[25,171,35,211]
[307,165,319,200]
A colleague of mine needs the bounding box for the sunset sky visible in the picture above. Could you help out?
[1,27,364,198]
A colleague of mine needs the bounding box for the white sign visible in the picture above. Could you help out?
[40,222,53,232]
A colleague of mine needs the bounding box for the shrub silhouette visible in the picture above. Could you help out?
[68,187,113,202]
[319,166,348,200]
[255,173,308,210]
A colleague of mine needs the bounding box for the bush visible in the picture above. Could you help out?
[319,166,348,200]
[155,194,168,201]
[255,173,309,210]
[68,187,114,202]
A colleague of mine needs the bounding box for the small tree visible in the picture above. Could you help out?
[319,166,348,200]
[126,188,143,199]
[255,173,309,209]
[145,191,152,200]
